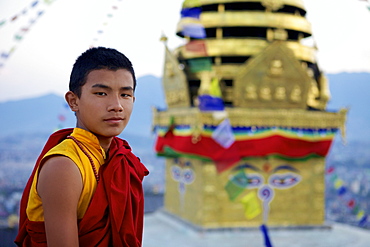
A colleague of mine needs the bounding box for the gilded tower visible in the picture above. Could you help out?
[153,0,347,229]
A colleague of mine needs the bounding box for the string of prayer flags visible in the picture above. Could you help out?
[0,0,43,30]
[327,167,369,227]
[0,1,55,71]
[90,1,123,47]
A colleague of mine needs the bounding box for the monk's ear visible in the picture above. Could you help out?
[65,91,79,112]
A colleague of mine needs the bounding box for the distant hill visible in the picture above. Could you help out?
[0,75,166,151]
[0,73,369,144]
[326,72,370,142]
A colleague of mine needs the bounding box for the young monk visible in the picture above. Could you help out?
[15,47,149,247]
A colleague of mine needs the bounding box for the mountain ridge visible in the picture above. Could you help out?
[0,73,369,143]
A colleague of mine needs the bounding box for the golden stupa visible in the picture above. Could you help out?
[153,0,347,229]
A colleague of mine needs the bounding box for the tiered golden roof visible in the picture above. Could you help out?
[162,0,331,111]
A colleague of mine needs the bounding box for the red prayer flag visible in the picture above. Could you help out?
[348,199,355,209]
[326,166,335,174]
[185,40,208,56]
[58,114,66,122]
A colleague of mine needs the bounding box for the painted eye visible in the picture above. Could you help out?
[182,168,195,184]
[171,165,182,181]
[230,172,263,188]
[247,175,263,188]
[269,173,301,188]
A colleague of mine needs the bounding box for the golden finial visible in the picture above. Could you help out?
[160,33,168,43]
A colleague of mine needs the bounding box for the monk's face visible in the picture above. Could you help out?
[68,69,135,146]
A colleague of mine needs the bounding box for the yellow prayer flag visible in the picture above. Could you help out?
[209,77,222,97]
[334,178,343,189]
[357,210,365,220]
[240,191,262,220]
[183,0,201,8]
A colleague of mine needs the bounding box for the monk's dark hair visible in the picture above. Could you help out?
[69,47,136,97]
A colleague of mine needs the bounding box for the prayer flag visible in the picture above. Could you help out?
[240,191,262,219]
[359,215,368,226]
[1,52,9,58]
[188,58,212,73]
[224,170,247,201]
[31,1,39,7]
[338,186,347,196]
[198,77,225,111]
[352,205,360,214]
[326,166,335,174]
[14,35,23,41]
[224,180,244,201]
[58,114,66,122]
[198,95,224,111]
[260,224,273,247]
[212,119,234,148]
[334,178,343,189]
[182,23,206,39]
[347,199,355,209]
[210,77,222,97]
[183,0,201,8]
[181,7,202,19]
[357,210,365,220]
[185,40,208,56]
[330,174,338,183]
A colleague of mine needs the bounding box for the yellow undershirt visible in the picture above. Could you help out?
[26,128,106,221]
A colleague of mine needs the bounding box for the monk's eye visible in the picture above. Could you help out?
[94,92,107,96]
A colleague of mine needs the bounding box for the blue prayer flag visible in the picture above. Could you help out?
[182,23,206,39]
[198,95,224,111]
[260,224,273,247]
[181,7,202,19]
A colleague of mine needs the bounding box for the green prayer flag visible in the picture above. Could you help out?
[225,180,245,201]
[188,58,212,73]
[14,35,23,41]
[224,170,248,201]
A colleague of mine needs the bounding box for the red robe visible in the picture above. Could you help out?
[15,128,149,246]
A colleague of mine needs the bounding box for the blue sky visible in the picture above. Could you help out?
[0,0,369,102]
